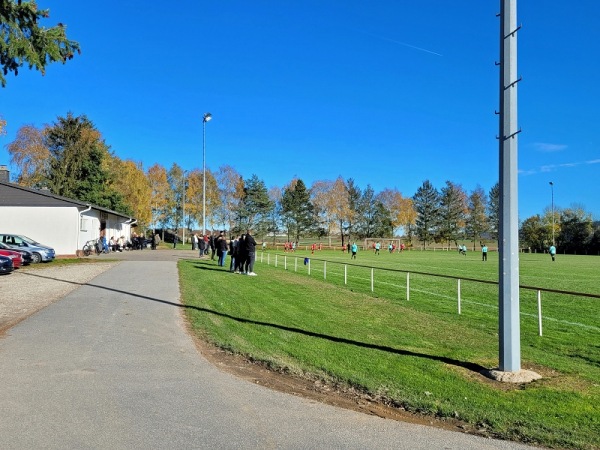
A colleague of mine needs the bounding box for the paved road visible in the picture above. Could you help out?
[0,250,535,449]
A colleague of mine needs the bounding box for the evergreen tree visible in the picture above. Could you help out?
[1,1,80,87]
[45,113,127,212]
[413,180,440,247]
[235,174,273,234]
[438,181,467,246]
[465,186,488,249]
[345,178,361,242]
[167,164,185,234]
[487,182,500,241]
[281,179,314,242]
[355,185,392,238]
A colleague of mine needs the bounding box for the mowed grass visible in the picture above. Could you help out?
[180,249,600,449]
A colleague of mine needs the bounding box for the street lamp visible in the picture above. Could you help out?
[549,181,555,245]
[182,170,187,246]
[202,112,212,236]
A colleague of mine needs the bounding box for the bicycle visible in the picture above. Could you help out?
[82,239,101,256]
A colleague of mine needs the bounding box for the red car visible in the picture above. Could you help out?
[0,248,22,269]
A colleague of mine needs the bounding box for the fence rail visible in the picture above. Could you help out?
[260,252,599,337]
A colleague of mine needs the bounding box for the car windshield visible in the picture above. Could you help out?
[19,236,40,245]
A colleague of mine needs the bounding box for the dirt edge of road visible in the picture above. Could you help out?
[184,321,502,441]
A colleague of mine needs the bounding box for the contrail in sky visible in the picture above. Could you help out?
[357,30,443,56]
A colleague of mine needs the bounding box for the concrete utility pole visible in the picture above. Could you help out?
[498,0,521,373]
[550,181,555,245]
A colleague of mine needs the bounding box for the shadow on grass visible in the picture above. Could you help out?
[21,269,488,375]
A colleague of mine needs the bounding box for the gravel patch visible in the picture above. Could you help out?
[0,262,118,333]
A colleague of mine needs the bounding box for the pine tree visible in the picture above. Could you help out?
[488,182,500,241]
[345,178,361,242]
[235,174,272,234]
[0,1,80,87]
[413,180,440,247]
[465,186,488,249]
[45,113,127,212]
[281,178,314,242]
[438,181,467,246]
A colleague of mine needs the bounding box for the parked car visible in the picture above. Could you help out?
[0,242,32,265]
[0,234,55,263]
[0,255,14,275]
[0,247,22,268]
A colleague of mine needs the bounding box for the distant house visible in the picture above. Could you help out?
[0,166,136,257]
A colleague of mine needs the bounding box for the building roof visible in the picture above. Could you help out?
[0,181,134,220]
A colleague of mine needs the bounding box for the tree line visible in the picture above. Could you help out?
[5,112,599,253]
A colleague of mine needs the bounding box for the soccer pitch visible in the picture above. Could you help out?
[181,249,599,448]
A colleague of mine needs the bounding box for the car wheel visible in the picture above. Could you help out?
[31,252,42,263]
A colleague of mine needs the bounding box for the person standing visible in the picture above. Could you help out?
[375,241,381,255]
[236,233,247,273]
[549,244,557,262]
[351,242,357,259]
[198,235,206,258]
[217,232,229,267]
[244,229,257,276]
[209,233,216,260]
[192,234,198,251]
[482,244,488,261]
[229,235,239,272]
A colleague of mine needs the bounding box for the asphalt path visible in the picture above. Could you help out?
[0,249,536,449]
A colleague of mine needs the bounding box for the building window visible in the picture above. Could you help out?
[80,218,89,232]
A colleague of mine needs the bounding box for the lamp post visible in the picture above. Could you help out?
[182,170,187,247]
[202,112,212,236]
[549,181,554,246]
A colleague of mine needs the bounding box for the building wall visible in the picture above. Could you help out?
[1,207,136,256]
[1,206,79,255]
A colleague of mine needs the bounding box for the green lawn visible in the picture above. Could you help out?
[179,249,600,449]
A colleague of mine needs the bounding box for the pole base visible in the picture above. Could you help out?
[482,368,542,384]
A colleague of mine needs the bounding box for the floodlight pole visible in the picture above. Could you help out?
[549,181,555,245]
[202,112,212,236]
[182,170,187,246]
[498,0,521,372]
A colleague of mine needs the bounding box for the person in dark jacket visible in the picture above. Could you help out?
[209,233,216,260]
[216,232,229,267]
[236,233,247,274]
[229,235,239,272]
[198,235,206,258]
[244,229,257,276]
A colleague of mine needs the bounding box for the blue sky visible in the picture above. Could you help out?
[1,1,599,220]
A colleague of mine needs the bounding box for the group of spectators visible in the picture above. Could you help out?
[193,230,258,276]
[99,231,159,253]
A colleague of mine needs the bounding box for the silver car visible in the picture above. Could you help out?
[0,234,56,263]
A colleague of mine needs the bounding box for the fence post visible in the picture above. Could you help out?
[324,261,327,280]
[284,255,287,270]
[406,272,410,301]
[261,252,263,263]
[275,254,278,267]
[308,259,311,276]
[344,265,347,285]
[267,253,270,265]
[457,279,462,315]
[537,290,543,336]
[371,268,374,292]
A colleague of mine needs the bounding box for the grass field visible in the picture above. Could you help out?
[179,249,600,449]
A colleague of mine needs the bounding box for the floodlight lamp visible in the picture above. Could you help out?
[203,112,212,123]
